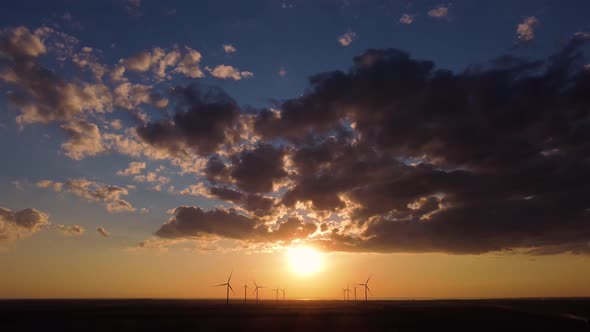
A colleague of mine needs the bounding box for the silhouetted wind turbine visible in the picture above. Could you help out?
[355,274,372,302]
[272,288,280,302]
[243,280,249,304]
[353,286,358,302]
[344,282,351,301]
[280,288,285,301]
[252,281,264,304]
[215,271,236,304]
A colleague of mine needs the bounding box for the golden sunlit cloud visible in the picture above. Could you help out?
[287,246,323,277]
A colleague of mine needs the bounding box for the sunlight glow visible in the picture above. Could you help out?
[287,246,324,277]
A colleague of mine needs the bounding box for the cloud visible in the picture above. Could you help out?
[60,120,105,160]
[121,47,181,80]
[206,65,253,80]
[247,36,590,255]
[428,6,449,19]
[399,14,414,25]
[0,27,112,125]
[0,207,49,243]
[223,44,237,54]
[55,224,85,236]
[117,161,146,176]
[154,206,316,243]
[133,171,169,184]
[229,144,288,193]
[173,47,204,78]
[208,186,276,216]
[36,178,135,213]
[97,226,110,237]
[338,32,357,46]
[0,26,46,59]
[516,16,539,43]
[136,84,243,157]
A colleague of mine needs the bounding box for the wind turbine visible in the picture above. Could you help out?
[272,288,280,302]
[355,274,372,302]
[243,281,249,304]
[215,271,235,304]
[353,286,358,302]
[344,282,351,301]
[280,288,285,301]
[252,281,264,304]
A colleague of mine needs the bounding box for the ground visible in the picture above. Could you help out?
[1,299,588,331]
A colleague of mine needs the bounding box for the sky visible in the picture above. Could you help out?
[1,0,590,300]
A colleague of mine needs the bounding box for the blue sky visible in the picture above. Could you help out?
[1,0,590,255]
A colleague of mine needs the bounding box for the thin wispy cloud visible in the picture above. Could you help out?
[399,14,414,25]
[338,31,357,46]
[516,16,539,43]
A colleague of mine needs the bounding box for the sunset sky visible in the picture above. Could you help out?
[1,0,590,300]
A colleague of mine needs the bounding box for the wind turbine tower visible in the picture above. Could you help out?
[355,274,372,303]
[252,281,264,304]
[215,271,235,304]
[243,281,249,304]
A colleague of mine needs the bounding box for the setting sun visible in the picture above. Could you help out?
[287,246,323,276]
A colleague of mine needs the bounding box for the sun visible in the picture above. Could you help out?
[287,246,323,277]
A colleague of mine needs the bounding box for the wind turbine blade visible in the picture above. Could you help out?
[367,285,372,295]
[228,271,233,283]
[354,284,364,286]
[252,288,257,295]
[229,284,236,295]
[254,281,258,288]
[214,283,227,287]
[366,274,372,284]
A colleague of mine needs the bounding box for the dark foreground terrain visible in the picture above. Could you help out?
[1,299,588,332]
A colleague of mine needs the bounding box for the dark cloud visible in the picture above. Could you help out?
[155,206,260,240]
[154,206,316,243]
[153,35,590,255]
[230,144,287,193]
[209,186,275,216]
[0,207,49,242]
[136,84,242,157]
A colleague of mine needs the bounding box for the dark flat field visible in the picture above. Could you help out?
[0,299,588,332]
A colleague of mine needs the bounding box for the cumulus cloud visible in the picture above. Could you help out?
[121,47,181,80]
[117,161,146,176]
[338,32,356,46]
[97,226,110,237]
[206,65,253,80]
[0,207,49,243]
[36,178,135,213]
[173,47,204,78]
[228,144,287,193]
[0,27,112,125]
[516,16,539,43]
[61,120,105,160]
[136,84,243,157]
[399,14,414,25]
[223,44,237,53]
[150,35,590,255]
[155,206,316,243]
[428,6,449,19]
[55,224,85,236]
[0,26,46,59]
